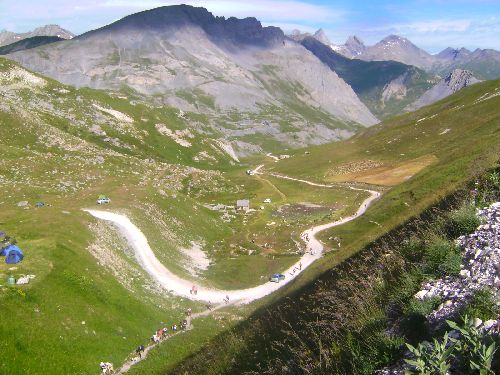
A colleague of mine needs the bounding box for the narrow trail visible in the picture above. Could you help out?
[255,174,287,200]
[86,165,381,373]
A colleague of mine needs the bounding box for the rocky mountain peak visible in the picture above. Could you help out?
[345,35,366,55]
[31,25,74,39]
[313,29,331,45]
[437,47,472,62]
[85,5,284,47]
[406,68,480,111]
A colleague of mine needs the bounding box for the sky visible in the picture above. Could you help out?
[1,0,499,53]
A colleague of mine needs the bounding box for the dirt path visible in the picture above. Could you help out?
[256,174,287,201]
[90,166,380,373]
[84,174,379,305]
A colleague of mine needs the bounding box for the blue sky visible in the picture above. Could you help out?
[1,0,499,52]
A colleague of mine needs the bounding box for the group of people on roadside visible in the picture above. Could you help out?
[99,361,114,374]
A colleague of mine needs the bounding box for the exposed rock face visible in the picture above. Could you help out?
[84,5,284,49]
[381,71,410,103]
[0,25,74,47]
[8,5,378,153]
[331,35,366,58]
[407,69,480,110]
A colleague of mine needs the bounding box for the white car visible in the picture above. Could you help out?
[97,197,111,204]
[263,198,271,203]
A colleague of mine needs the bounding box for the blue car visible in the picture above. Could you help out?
[269,273,285,283]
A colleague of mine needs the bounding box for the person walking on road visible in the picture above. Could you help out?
[135,345,145,359]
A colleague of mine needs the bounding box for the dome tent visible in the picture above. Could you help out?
[2,245,24,264]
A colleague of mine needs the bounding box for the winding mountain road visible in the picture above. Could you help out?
[84,168,380,305]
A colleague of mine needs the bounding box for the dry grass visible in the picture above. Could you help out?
[328,155,438,186]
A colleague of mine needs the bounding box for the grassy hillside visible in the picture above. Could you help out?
[168,79,499,374]
[0,58,374,373]
[0,56,498,374]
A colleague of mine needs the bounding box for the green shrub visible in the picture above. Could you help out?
[447,316,498,374]
[462,289,500,321]
[407,296,442,316]
[444,203,480,239]
[405,332,455,375]
[399,237,426,262]
[423,238,462,277]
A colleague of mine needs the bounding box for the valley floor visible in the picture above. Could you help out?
[84,173,380,306]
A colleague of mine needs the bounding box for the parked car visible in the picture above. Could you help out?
[97,197,111,204]
[263,198,271,203]
[269,273,285,283]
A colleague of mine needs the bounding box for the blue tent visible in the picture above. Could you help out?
[3,245,23,264]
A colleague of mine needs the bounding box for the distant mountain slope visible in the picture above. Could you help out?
[0,25,73,46]
[0,36,64,55]
[0,57,238,167]
[299,37,438,119]
[7,5,378,154]
[407,69,481,111]
[359,35,436,69]
[326,33,500,80]
[432,48,500,80]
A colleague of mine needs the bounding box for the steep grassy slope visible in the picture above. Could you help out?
[168,79,499,375]
[299,37,438,119]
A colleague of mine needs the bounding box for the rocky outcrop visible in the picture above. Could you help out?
[414,202,500,326]
[407,69,480,111]
[0,25,73,47]
[381,72,410,103]
[378,202,500,375]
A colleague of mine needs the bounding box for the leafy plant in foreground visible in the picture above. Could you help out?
[447,316,497,374]
[405,332,454,375]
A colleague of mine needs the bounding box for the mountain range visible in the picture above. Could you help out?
[0,25,73,47]
[7,6,379,155]
[327,33,500,80]
[4,6,499,154]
